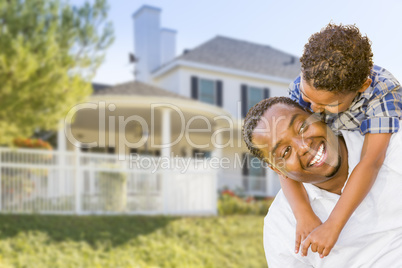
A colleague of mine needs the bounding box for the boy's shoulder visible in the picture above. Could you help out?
[364,65,401,98]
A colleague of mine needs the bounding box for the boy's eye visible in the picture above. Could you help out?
[282,146,291,158]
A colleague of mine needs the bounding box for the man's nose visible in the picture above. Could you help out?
[293,137,310,156]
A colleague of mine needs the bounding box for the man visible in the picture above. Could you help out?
[243,96,402,267]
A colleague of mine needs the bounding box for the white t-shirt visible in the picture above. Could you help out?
[264,129,402,268]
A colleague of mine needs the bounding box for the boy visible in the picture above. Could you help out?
[285,23,402,258]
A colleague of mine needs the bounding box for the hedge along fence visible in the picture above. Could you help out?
[98,169,127,212]
[218,190,273,216]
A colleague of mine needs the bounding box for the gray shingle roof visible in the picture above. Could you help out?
[173,36,301,80]
[92,81,189,99]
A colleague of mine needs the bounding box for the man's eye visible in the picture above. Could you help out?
[299,122,306,134]
[282,146,291,158]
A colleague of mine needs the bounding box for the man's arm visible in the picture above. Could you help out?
[279,175,321,253]
[301,133,391,257]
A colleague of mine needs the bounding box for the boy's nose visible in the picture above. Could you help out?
[310,103,325,113]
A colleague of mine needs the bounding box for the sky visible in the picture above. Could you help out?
[74,0,402,85]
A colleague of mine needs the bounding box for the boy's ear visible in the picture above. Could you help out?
[358,78,372,93]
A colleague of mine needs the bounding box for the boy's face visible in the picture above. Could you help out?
[300,76,367,114]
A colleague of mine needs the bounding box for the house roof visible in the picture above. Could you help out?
[164,36,301,80]
[92,82,112,93]
[92,80,189,99]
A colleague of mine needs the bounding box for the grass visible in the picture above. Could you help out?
[0,214,267,268]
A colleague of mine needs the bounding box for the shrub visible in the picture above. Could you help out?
[98,169,127,212]
[218,190,273,216]
[13,137,52,150]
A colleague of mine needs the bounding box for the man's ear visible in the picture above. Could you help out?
[268,165,282,175]
[358,78,372,93]
[268,164,291,180]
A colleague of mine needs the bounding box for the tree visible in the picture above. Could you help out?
[0,0,114,145]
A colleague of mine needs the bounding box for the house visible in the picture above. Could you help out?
[0,5,301,216]
[68,5,300,197]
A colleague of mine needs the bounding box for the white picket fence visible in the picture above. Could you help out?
[0,148,217,215]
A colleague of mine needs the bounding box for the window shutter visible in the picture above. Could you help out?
[262,161,266,176]
[241,84,248,118]
[264,88,270,99]
[191,76,198,99]
[216,80,223,107]
[242,153,249,176]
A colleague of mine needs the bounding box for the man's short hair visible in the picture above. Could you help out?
[300,23,373,94]
[242,97,305,163]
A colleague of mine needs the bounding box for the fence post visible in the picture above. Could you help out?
[74,144,82,214]
[212,170,218,215]
[162,170,169,215]
[0,149,2,212]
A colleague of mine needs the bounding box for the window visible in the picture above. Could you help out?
[248,156,265,177]
[241,85,270,117]
[247,86,264,112]
[191,76,223,106]
[242,153,266,194]
[199,78,216,105]
[81,146,115,154]
[193,149,212,159]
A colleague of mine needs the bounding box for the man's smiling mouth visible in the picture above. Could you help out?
[309,143,326,167]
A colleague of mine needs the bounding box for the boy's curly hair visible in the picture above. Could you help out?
[242,97,305,163]
[300,23,373,93]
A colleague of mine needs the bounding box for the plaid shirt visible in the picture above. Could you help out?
[289,65,402,135]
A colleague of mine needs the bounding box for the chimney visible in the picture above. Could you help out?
[132,5,161,82]
[160,28,177,66]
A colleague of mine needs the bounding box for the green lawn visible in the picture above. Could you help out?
[0,214,267,268]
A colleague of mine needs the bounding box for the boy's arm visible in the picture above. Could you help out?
[301,133,392,258]
[279,175,322,254]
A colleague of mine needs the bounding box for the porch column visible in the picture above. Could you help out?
[57,120,66,198]
[212,128,223,159]
[58,119,67,153]
[161,108,171,158]
[160,108,171,215]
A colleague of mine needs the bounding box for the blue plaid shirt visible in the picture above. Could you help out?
[289,65,402,135]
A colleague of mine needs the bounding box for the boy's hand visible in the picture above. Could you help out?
[295,213,322,254]
[300,220,341,258]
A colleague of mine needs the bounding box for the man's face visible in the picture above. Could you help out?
[252,104,342,184]
[300,76,359,114]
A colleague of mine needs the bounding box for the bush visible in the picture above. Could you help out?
[218,190,273,216]
[98,169,127,212]
[13,137,52,150]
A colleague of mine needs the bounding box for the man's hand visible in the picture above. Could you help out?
[300,221,341,258]
[295,214,322,254]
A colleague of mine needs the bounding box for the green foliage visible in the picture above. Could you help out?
[98,170,127,212]
[0,215,266,267]
[218,190,273,216]
[0,0,114,144]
